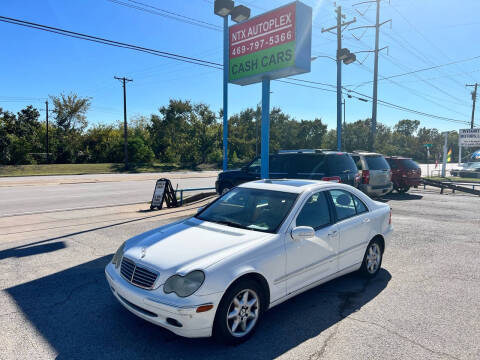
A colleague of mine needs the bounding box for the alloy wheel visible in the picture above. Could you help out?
[366,243,381,274]
[226,289,260,338]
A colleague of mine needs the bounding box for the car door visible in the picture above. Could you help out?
[328,189,371,270]
[285,191,339,294]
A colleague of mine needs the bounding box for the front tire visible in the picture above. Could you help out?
[213,279,264,345]
[360,239,383,278]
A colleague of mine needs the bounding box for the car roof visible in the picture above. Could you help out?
[351,151,383,156]
[238,179,338,194]
[385,156,412,160]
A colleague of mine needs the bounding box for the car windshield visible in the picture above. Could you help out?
[196,187,298,233]
[365,155,390,170]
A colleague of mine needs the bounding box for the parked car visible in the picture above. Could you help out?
[350,151,393,197]
[385,156,421,193]
[450,149,480,178]
[215,149,360,195]
[105,179,393,344]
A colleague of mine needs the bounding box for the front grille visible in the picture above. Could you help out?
[120,257,158,289]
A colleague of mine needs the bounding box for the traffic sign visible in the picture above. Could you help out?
[424,143,432,148]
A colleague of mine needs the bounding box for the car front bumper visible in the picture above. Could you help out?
[105,263,222,338]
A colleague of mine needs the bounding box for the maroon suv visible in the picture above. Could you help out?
[385,157,421,193]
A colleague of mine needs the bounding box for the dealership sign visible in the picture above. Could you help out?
[228,1,312,85]
[459,128,480,147]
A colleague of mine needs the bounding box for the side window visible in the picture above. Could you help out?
[388,160,398,169]
[248,158,261,173]
[296,192,331,229]
[353,195,368,214]
[352,155,363,170]
[329,190,356,221]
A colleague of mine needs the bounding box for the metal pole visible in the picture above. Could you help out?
[426,147,430,178]
[260,78,270,179]
[459,144,462,165]
[370,0,380,152]
[442,132,448,177]
[336,6,342,152]
[45,100,49,164]
[222,16,229,171]
[471,83,477,129]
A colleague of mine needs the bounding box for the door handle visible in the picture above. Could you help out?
[328,230,338,236]
[363,218,371,223]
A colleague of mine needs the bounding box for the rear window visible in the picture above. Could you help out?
[327,154,358,174]
[289,154,327,175]
[365,156,390,170]
[400,159,420,170]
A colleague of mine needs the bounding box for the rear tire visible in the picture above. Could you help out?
[359,239,383,278]
[213,279,264,345]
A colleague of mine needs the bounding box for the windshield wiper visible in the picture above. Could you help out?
[212,219,247,229]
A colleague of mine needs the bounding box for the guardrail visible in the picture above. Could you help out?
[176,187,216,205]
[421,178,480,196]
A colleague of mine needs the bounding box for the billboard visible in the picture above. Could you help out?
[228,1,312,86]
[459,128,480,147]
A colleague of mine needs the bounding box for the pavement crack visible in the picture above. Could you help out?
[308,325,339,360]
[348,316,461,360]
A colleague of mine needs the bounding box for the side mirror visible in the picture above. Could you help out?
[291,226,315,241]
[241,166,248,172]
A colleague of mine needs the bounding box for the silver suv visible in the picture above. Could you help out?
[351,151,393,197]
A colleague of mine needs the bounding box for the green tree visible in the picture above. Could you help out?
[50,92,91,163]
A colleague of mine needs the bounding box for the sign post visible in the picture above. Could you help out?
[228,1,312,178]
[425,143,432,177]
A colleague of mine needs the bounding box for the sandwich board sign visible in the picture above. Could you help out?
[228,1,312,85]
[150,178,178,210]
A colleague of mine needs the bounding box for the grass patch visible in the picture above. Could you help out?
[425,176,480,183]
[0,163,220,177]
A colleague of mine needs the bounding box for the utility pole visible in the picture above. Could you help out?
[45,100,49,164]
[466,83,478,129]
[322,5,356,151]
[351,0,390,151]
[370,0,381,152]
[114,76,133,169]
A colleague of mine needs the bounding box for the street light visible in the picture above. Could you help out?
[231,5,251,23]
[214,0,234,16]
[214,0,251,171]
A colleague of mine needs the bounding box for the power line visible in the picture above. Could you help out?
[107,0,222,32]
[280,77,471,126]
[0,15,223,70]
[347,52,480,86]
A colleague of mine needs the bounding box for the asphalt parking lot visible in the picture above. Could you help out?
[1,186,479,359]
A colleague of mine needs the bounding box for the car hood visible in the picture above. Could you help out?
[123,217,272,282]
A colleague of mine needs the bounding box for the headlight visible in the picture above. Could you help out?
[163,270,205,297]
[111,242,126,269]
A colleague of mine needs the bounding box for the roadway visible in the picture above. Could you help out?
[0,163,460,217]
[0,171,219,217]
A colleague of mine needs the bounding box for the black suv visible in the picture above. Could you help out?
[215,149,359,194]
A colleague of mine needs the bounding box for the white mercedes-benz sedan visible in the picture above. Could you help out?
[105,179,392,344]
